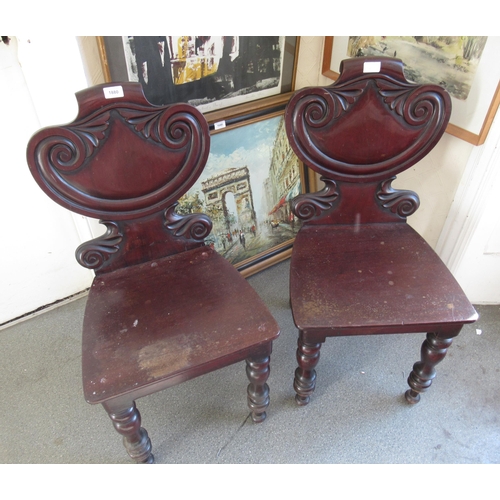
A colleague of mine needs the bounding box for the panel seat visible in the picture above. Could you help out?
[83,246,278,404]
[291,223,477,337]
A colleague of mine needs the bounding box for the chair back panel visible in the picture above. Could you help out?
[65,116,188,202]
[27,83,212,274]
[27,83,209,220]
[284,57,451,225]
[285,57,451,182]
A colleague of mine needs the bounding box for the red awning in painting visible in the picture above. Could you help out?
[268,197,286,215]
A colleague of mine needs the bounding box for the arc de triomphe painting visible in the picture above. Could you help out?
[202,166,257,234]
[176,114,303,271]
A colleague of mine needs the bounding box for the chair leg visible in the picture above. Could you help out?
[103,401,154,464]
[294,333,322,406]
[405,331,456,404]
[246,355,271,423]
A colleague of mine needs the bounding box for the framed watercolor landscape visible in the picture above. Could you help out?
[322,36,500,145]
[176,109,311,276]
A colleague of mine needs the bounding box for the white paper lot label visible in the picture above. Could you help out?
[363,61,381,73]
[214,120,226,130]
[103,86,124,99]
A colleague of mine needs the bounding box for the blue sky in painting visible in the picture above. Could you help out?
[209,115,280,156]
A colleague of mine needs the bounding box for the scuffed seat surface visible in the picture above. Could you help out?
[291,223,477,335]
[83,245,279,404]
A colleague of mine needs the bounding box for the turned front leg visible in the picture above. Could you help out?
[103,401,154,463]
[294,333,322,406]
[405,331,457,404]
[246,355,271,423]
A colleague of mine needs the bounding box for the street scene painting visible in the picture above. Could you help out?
[119,36,289,112]
[177,113,303,268]
[347,36,488,101]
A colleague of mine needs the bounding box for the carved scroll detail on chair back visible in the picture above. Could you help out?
[75,221,123,270]
[27,83,211,273]
[164,204,212,239]
[285,57,451,224]
[291,178,339,221]
[376,177,420,218]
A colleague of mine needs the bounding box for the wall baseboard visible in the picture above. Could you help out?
[0,289,89,331]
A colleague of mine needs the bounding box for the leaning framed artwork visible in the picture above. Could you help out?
[98,36,299,114]
[322,36,500,146]
[176,107,312,277]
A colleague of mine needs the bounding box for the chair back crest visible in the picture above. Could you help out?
[284,57,451,225]
[27,83,211,273]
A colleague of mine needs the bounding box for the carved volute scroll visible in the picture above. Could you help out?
[75,221,123,270]
[27,83,212,273]
[164,204,212,240]
[285,57,451,224]
[376,177,420,218]
[291,178,339,221]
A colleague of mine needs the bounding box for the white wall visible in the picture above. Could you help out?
[0,37,94,326]
[437,110,500,303]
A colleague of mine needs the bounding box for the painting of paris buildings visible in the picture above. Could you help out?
[347,36,487,101]
[176,113,303,267]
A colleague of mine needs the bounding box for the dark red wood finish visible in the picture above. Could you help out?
[27,82,280,463]
[284,57,477,406]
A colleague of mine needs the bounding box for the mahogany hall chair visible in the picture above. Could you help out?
[26,82,280,463]
[284,57,477,407]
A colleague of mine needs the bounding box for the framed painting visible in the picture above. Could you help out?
[176,106,314,277]
[98,36,299,114]
[322,36,500,146]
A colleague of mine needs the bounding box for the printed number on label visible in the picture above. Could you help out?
[103,86,124,99]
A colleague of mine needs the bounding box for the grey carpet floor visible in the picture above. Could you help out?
[1,259,499,465]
